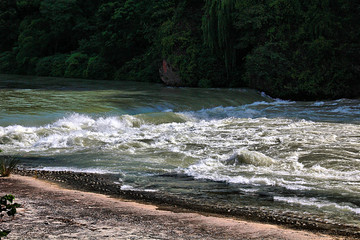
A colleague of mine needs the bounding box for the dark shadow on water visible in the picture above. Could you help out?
[0,74,160,91]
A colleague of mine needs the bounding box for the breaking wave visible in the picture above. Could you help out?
[224,149,276,167]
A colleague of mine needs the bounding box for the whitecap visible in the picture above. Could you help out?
[224,149,276,167]
[274,196,360,214]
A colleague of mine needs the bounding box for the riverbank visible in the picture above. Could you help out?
[0,171,358,239]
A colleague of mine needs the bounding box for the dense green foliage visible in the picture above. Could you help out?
[0,0,359,99]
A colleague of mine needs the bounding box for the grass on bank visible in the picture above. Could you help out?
[0,156,19,177]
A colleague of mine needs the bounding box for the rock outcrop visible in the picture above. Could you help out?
[159,60,183,87]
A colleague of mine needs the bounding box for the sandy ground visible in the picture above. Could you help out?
[0,175,348,239]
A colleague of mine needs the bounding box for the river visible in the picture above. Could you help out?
[1,74,360,228]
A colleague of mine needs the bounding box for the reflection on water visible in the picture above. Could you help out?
[1,74,360,227]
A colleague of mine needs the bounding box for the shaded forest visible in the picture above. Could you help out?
[0,0,359,100]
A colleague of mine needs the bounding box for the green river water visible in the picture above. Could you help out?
[1,74,360,228]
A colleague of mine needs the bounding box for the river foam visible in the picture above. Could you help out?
[274,196,360,215]
[1,94,360,227]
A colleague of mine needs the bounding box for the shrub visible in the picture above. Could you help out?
[0,156,19,177]
[49,54,68,77]
[0,51,17,74]
[35,54,68,77]
[0,194,20,219]
[0,229,11,238]
[0,194,21,239]
[64,52,88,78]
[244,42,293,98]
[35,56,53,76]
[84,56,114,80]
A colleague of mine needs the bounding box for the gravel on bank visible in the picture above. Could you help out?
[1,169,358,239]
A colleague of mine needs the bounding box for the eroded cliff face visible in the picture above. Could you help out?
[159,60,184,87]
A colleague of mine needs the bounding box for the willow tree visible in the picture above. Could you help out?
[202,0,236,75]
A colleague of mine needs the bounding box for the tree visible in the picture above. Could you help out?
[0,0,19,52]
[202,0,236,75]
[40,0,88,54]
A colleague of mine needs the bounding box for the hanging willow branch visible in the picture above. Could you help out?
[202,0,235,75]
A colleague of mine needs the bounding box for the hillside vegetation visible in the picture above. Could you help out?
[0,0,359,100]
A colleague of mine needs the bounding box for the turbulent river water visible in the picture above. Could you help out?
[1,74,360,227]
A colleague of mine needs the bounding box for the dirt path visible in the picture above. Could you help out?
[0,175,346,239]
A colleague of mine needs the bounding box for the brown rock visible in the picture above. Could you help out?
[159,59,183,87]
